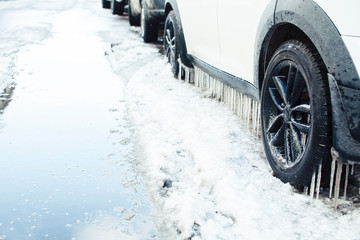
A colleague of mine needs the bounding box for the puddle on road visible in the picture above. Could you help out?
[0,13,156,240]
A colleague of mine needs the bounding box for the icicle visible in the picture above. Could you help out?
[334,160,343,208]
[343,164,349,200]
[232,89,236,113]
[247,99,251,125]
[303,186,309,195]
[188,66,262,136]
[185,67,193,83]
[231,88,235,112]
[256,103,261,137]
[351,163,354,175]
[211,77,215,97]
[239,93,243,119]
[251,101,255,130]
[252,101,259,133]
[230,87,233,110]
[236,92,241,117]
[309,170,316,201]
[243,95,247,121]
[243,94,246,120]
[212,77,215,97]
[255,102,259,132]
[329,155,336,198]
[178,59,182,81]
[221,82,224,102]
[224,85,227,106]
[316,163,322,200]
[225,85,228,107]
[194,67,197,86]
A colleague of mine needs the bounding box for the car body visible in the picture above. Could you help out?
[164,0,360,188]
[128,0,165,42]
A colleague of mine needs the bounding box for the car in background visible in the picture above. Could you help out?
[102,0,111,9]
[128,0,165,42]
[164,0,360,190]
[102,0,128,16]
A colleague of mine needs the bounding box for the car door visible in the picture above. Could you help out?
[177,0,221,68]
[218,0,274,84]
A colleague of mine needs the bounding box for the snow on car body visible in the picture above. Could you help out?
[164,0,360,193]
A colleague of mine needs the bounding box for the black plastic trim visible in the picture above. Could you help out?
[189,55,259,101]
[328,74,360,163]
[165,0,180,23]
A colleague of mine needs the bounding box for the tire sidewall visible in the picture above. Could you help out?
[141,0,157,42]
[128,0,140,26]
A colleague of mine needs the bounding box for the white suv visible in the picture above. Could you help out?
[164,0,360,190]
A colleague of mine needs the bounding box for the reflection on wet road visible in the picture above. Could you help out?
[0,1,156,239]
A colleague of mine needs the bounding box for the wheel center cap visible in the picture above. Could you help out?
[284,105,291,123]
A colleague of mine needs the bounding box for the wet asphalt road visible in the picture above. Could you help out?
[0,0,156,239]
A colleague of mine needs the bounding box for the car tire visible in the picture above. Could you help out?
[102,0,110,9]
[164,11,192,77]
[141,0,158,43]
[111,0,125,15]
[164,11,179,76]
[260,40,332,189]
[128,0,140,26]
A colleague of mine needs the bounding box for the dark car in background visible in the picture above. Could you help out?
[128,0,165,42]
[102,0,165,43]
[102,0,128,16]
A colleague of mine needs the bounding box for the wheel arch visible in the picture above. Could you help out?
[257,23,314,94]
[257,0,359,92]
[164,0,179,22]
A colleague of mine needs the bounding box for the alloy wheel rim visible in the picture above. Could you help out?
[264,61,311,168]
[165,21,176,65]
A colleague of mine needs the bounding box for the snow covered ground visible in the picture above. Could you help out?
[0,0,359,239]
